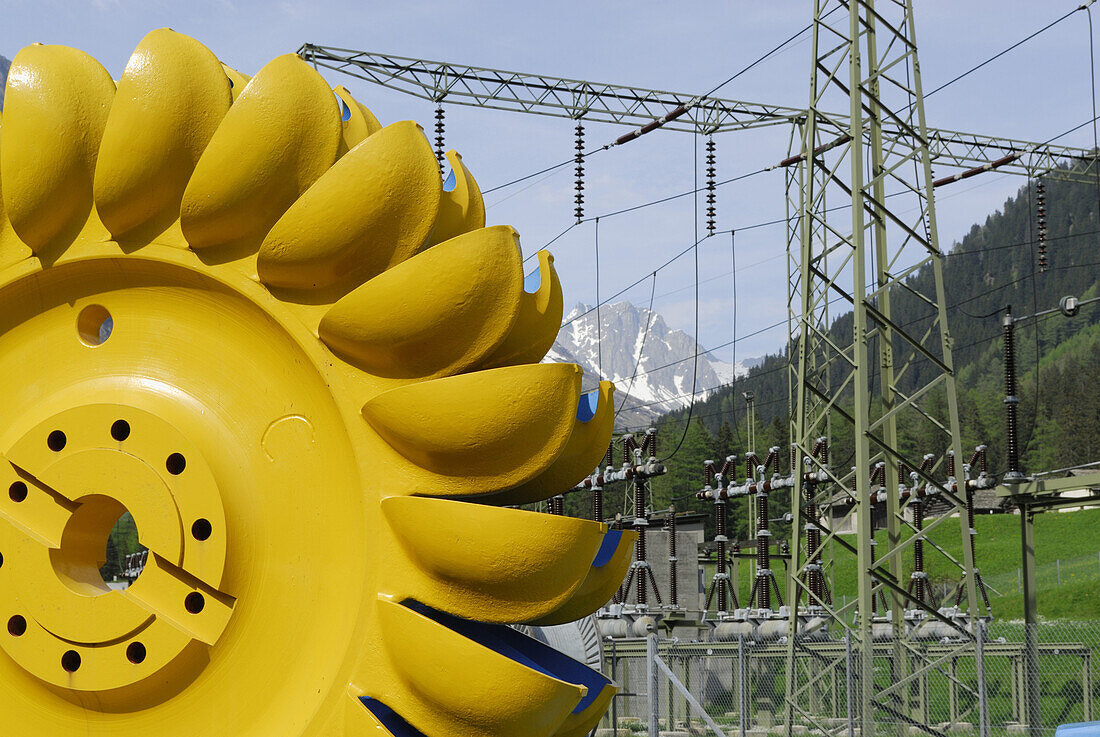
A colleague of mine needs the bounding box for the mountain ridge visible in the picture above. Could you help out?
[548,300,762,427]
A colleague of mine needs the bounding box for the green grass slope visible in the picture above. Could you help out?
[704,507,1100,620]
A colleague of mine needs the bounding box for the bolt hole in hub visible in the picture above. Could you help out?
[76,304,113,347]
[8,615,26,637]
[61,650,81,673]
[126,642,147,665]
[8,481,27,503]
[191,518,212,541]
[47,430,67,452]
[166,452,186,475]
[111,419,131,441]
[184,592,205,614]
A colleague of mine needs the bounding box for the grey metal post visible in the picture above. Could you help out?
[976,620,990,737]
[739,635,748,737]
[1021,505,1040,737]
[647,632,659,737]
[611,639,618,737]
[846,630,855,737]
[1057,559,1061,585]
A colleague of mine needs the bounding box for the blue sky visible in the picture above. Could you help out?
[2,1,1096,375]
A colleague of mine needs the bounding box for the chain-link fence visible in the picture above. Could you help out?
[983,553,1100,594]
[597,621,1100,737]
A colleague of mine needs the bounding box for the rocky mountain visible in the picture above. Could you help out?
[547,301,762,427]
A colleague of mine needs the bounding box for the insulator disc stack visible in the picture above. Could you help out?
[716,498,728,612]
[666,510,678,607]
[755,489,770,610]
[1036,180,1047,272]
[574,121,585,222]
[912,500,926,604]
[705,136,717,236]
[434,104,446,174]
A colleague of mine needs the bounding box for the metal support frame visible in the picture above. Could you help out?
[298,45,1100,183]
[783,3,981,734]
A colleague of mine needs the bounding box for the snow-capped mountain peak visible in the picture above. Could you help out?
[545,301,761,425]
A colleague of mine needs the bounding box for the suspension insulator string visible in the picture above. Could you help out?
[705,135,717,236]
[574,120,585,222]
[434,104,446,174]
[1036,180,1048,272]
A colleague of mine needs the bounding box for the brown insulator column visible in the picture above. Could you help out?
[805,486,824,603]
[666,508,678,608]
[633,475,648,607]
[1003,308,1024,481]
[755,486,772,609]
[716,496,729,613]
[911,499,926,605]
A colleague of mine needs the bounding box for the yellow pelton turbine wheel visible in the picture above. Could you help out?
[0,30,633,737]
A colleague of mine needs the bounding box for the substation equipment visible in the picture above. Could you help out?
[302,1,1100,734]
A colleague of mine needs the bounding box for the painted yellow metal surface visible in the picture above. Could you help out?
[0,29,625,737]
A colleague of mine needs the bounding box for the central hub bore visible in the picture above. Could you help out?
[51,494,132,597]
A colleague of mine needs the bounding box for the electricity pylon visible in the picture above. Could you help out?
[783,2,982,733]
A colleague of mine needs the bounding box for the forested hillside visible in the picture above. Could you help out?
[631,170,1100,537]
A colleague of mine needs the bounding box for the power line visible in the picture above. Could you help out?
[616,272,659,415]
[698,5,843,100]
[483,11,837,197]
[594,218,603,379]
[613,253,1100,414]
[924,6,1086,99]
[557,136,1100,334]
[663,133,703,462]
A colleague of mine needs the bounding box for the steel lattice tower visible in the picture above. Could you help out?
[783,2,983,732]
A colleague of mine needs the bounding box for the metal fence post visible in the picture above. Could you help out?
[739,635,748,737]
[1057,559,1062,585]
[976,620,990,737]
[846,630,855,737]
[647,632,659,737]
[611,639,618,737]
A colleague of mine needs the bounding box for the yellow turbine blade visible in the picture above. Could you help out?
[373,599,585,737]
[480,380,615,506]
[334,85,382,153]
[0,121,33,269]
[485,250,564,367]
[0,44,114,258]
[530,528,638,626]
[551,683,619,737]
[319,226,523,379]
[362,363,581,497]
[181,53,340,250]
[257,119,440,291]
[95,29,232,245]
[380,496,605,623]
[428,149,486,247]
